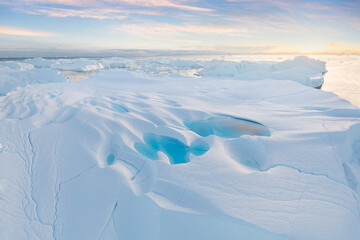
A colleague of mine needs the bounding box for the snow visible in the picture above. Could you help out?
[0,56,359,240]
[0,55,326,96]
[195,56,326,88]
[0,61,66,95]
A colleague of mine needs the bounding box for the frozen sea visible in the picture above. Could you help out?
[319,55,360,107]
[0,55,359,240]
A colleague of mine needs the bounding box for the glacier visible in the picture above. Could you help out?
[0,56,359,240]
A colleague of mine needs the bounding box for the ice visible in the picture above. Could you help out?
[106,153,116,165]
[197,56,326,88]
[0,56,359,240]
[111,103,129,113]
[184,115,271,138]
[0,62,66,95]
[53,59,104,72]
[0,55,328,96]
[135,133,209,164]
[0,143,7,152]
[24,57,57,68]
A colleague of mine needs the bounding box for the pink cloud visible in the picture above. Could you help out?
[115,22,253,37]
[0,25,58,37]
[21,6,164,19]
[13,0,213,12]
[26,7,126,19]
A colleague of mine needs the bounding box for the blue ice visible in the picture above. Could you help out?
[135,133,209,164]
[184,115,270,138]
[111,103,129,113]
[106,154,116,165]
[240,156,261,170]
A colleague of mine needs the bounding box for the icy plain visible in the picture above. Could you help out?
[0,56,359,240]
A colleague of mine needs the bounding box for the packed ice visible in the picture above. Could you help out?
[0,55,327,97]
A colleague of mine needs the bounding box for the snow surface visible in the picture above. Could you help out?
[0,56,359,240]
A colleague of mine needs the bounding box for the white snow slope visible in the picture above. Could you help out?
[0,56,359,240]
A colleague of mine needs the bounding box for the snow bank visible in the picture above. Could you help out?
[0,65,359,240]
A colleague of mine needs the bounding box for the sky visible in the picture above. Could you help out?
[0,0,360,57]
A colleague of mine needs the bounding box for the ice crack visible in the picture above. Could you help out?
[97,201,118,240]
[52,164,97,239]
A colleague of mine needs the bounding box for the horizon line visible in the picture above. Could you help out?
[1,49,360,59]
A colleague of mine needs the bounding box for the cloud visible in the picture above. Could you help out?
[4,0,213,12]
[23,7,160,20]
[0,25,58,37]
[31,8,125,19]
[226,0,295,5]
[115,0,213,12]
[1,0,358,53]
[3,0,213,20]
[109,22,255,49]
[115,23,253,37]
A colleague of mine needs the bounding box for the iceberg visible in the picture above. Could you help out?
[0,57,359,240]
